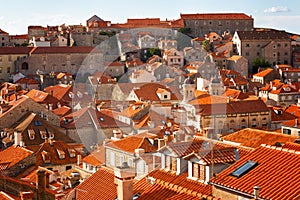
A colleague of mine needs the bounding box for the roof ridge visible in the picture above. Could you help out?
[261,144,300,155]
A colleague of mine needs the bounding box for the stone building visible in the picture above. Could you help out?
[0,47,33,81]
[15,46,103,76]
[232,30,292,71]
[180,13,254,37]
[0,29,9,47]
[226,55,248,78]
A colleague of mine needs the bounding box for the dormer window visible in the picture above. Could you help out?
[192,163,205,180]
[42,151,51,163]
[68,148,76,158]
[40,130,47,139]
[57,149,65,159]
[28,129,35,140]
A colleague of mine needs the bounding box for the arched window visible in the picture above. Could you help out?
[21,62,28,70]
[241,119,247,129]
[229,119,235,129]
[251,118,257,127]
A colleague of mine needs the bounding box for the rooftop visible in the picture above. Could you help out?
[211,144,300,200]
[222,128,298,148]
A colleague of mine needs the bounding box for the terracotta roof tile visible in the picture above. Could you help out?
[70,166,116,200]
[180,13,253,20]
[106,135,158,154]
[82,146,104,166]
[222,128,298,148]
[0,146,33,170]
[253,68,274,77]
[134,169,219,199]
[210,145,300,200]
[26,140,83,166]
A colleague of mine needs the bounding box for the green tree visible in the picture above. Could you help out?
[202,40,212,52]
[252,58,271,73]
[178,28,191,35]
[149,47,161,56]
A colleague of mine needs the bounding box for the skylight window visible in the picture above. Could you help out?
[231,160,258,178]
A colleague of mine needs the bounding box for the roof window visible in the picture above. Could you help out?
[231,160,258,178]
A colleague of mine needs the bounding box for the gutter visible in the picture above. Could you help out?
[210,182,266,200]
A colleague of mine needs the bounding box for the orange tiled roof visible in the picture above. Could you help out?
[0,146,33,170]
[180,13,253,20]
[106,135,158,154]
[222,128,298,148]
[9,34,28,40]
[133,83,181,102]
[26,140,83,166]
[286,104,300,118]
[253,68,274,77]
[52,106,71,117]
[134,169,219,200]
[0,47,34,55]
[82,146,104,166]
[15,77,39,85]
[69,166,116,200]
[210,144,300,200]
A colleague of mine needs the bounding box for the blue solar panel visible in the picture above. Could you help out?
[231,160,258,178]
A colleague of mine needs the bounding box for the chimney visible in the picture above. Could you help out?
[37,170,46,200]
[20,191,34,200]
[50,90,54,96]
[234,149,240,160]
[45,172,50,188]
[77,154,82,166]
[134,148,145,157]
[114,162,135,200]
[14,131,23,147]
[254,186,260,199]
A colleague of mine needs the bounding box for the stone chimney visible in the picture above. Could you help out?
[114,162,135,200]
[37,170,46,200]
[20,191,34,200]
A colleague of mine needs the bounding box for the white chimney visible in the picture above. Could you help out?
[14,131,22,147]
[77,154,82,166]
[254,186,260,199]
[134,148,145,157]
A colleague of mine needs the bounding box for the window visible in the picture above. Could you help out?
[231,160,258,178]
[257,52,260,56]
[128,158,133,166]
[246,44,250,47]
[284,52,288,56]
[110,152,115,166]
[0,67,2,73]
[277,44,281,47]
[66,166,72,170]
[1,37,4,41]
[283,128,291,135]
[120,155,125,166]
[164,95,168,99]
[6,67,10,74]
[21,62,29,70]
[245,52,249,56]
